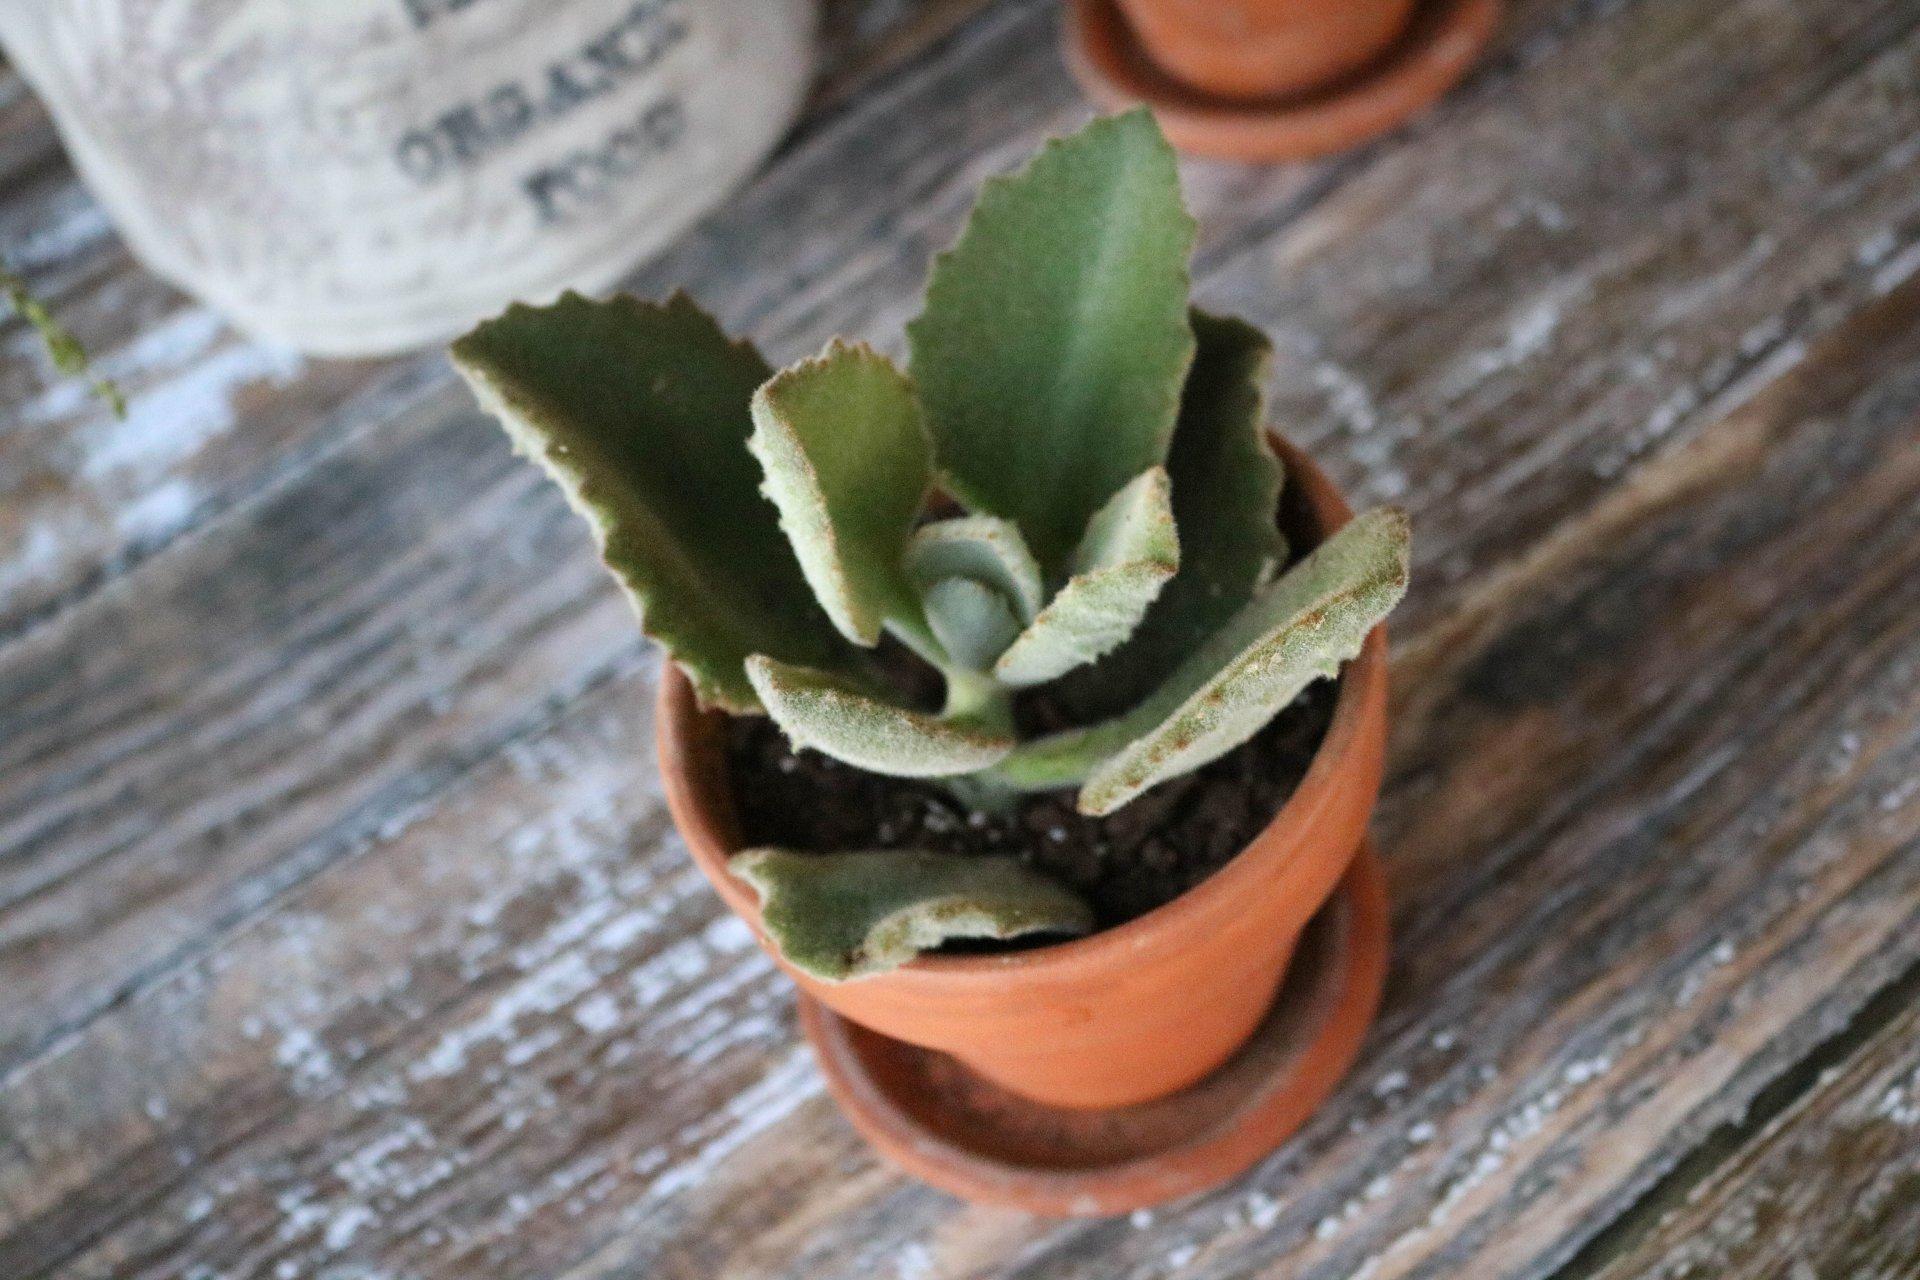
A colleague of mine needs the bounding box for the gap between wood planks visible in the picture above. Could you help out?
[1549,950,1920,1278]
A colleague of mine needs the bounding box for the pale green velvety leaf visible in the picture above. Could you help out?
[1077,507,1410,815]
[994,467,1179,688]
[904,516,1045,623]
[921,577,1022,671]
[451,292,848,713]
[746,655,1014,778]
[907,110,1197,570]
[732,847,1094,980]
[749,341,931,646]
[1060,310,1285,718]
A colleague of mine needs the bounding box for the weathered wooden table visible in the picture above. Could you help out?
[3,1,1918,1276]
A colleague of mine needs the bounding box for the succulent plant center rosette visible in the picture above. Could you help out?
[452,111,1409,983]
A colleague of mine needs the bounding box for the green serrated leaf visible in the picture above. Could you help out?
[993,467,1179,687]
[747,655,1014,777]
[1061,310,1285,717]
[921,577,1023,671]
[732,847,1094,980]
[907,110,1197,570]
[1076,507,1410,815]
[904,516,1046,623]
[452,292,854,713]
[748,341,931,646]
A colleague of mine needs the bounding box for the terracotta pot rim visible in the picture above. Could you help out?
[660,432,1386,983]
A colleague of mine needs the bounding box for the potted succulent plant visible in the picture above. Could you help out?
[452,111,1409,1209]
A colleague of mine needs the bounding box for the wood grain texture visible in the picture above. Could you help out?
[1575,980,1920,1279]
[1,0,1918,1277]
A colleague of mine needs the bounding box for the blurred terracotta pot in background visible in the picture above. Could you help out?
[1116,0,1418,101]
[1068,0,1501,162]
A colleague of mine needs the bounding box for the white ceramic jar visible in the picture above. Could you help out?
[0,0,816,355]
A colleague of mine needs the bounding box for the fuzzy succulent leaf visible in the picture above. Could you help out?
[907,110,1197,571]
[993,467,1179,687]
[1061,310,1286,717]
[451,292,852,713]
[748,341,932,646]
[747,655,1014,777]
[904,516,1046,623]
[1076,507,1410,815]
[732,847,1095,980]
[922,577,1023,671]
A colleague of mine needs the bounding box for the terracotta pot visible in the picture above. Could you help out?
[797,846,1390,1214]
[658,434,1389,1110]
[1065,0,1501,163]
[1115,0,1417,101]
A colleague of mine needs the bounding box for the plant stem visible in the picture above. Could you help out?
[979,716,1136,793]
[939,772,1024,816]
[941,668,1014,734]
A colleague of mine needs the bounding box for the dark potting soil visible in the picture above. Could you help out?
[724,680,1335,931]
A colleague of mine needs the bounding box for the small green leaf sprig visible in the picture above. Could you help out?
[2,263,124,418]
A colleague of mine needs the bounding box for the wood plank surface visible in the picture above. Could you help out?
[1,0,1917,1277]
[1577,983,1920,1279]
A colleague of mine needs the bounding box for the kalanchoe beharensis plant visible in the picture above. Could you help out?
[451,111,1409,981]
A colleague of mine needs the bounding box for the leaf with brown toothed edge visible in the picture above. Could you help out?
[451,291,856,713]
[1076,506,1410,815]
[746,655,1014,778]
[984,507,1408,807]
[731,848,1095,980]
[748,340,932,647]
[993,466,1180,688]
[1060,309,1286,718]
[908,108,1197,571]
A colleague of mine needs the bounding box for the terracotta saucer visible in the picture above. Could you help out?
[1064,0,1501,162]
[799,844,1390,1216]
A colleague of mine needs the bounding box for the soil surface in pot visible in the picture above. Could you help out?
[725,681,1334,929]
